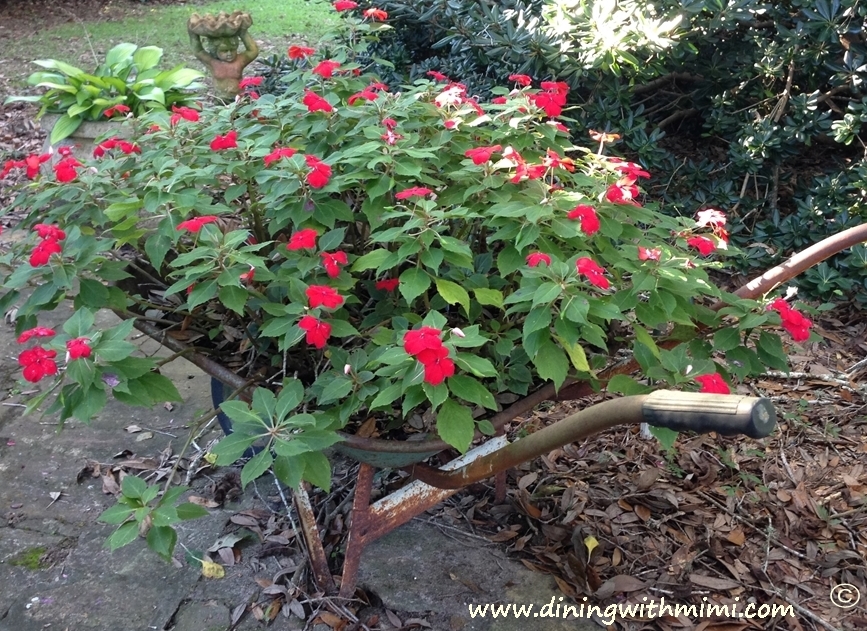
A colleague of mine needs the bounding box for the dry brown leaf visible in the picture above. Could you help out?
[101,473,120,495]
[634,504,651,521]
[314,611,346,630]
[689,574,740,590]
[187,495,219,508]
[487,529,519,542]
[385,609,402,629]
[725,527,746,546]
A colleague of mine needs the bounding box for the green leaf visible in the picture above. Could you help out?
[633,326,661,359]
[713,328,741,352]
[437,399,474,453]
[211,432,258,465]
[756,331,790,372]
[132,45,163,72]
[649,426,678,452]
[473,288,504,309]
[369,383,402,409]
[607,374,652,395]
[93,339,137,362]
[137,372,183,403]
[63,308,95,338]
[435,278,471,313]
[557,337,590,373]
[49,113,83,144]
[532,282,562,307]
[275,379,304,420]
[497,246,524,276]
[98,503,136,525]
[77,278,110,308]
[146,525,177,562]
[121,474,147,500]
[454,353,498,378]
[300,451,332,492]
[105,521,139,551]
[533,340,569,389]
[176,503,209,521]
[219,285,248,315]
[422,382,449,408]
[241,449,274,489]
[448,374,497,410]
[318,377,354,405]
[398,267,430,304]
[273,454,304,490]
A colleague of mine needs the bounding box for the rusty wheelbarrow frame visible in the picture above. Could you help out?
[130,223,867,597]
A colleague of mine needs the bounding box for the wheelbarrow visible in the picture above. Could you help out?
[134,223,867,597]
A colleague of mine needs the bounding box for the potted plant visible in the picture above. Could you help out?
[4,42,205,145]
[0,4,816,559]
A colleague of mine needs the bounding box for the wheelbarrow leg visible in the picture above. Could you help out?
[338,462,376,599]
[293,482,336,594]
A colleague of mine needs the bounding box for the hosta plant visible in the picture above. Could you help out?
[0,5,812,531]
[4,42,205,144]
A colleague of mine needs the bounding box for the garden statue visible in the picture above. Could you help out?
[187,11,259,99]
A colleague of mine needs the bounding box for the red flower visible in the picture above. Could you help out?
[613,161,651,184]
[567,204,600,235]
[320,251,349,278]
[312,60,341,78]
[305,155,332,189]
[768,299,812,342]
[306,285,344,309]
[1,159,24,179]
[695,373,731,394]
[395,187,433,200]
[529,89,567,117]
[210,130,238,151]
[239,76,263,89]
[264,146,297,166]
[526,252,552,267]
[638,246,662,261]
[491,96,507,105]
[22,153,51,178]
[590,130,621,143]
[53,157,81,183]
[18,346,58,383]
[508,74,532,86]
[103,104,131,118]
[288,45,316,59]
[177,215,218,233]
[363,7,388,20]
[426,70,449,82]
[299,315,332,349]
[547,120,569,133]
[376,278,400,292]
[576,257,610,290]
[687,236,716,256]
[417,345,455,385]
[17,326,56,344]
[605,183,640,206]
[303,90,334,113]
[464,145,502,165]
[382,118,397,129]
[240,266,255,284]
[333,0,358,10]
[348,89,378,105]
[66,337,92,360]
[287,228,318,251]
[34,224,66,241]
[170,105,200,126]
[29,238,62,266]
[403,327,444,356]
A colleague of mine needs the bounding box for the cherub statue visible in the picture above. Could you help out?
[187,11,259,99]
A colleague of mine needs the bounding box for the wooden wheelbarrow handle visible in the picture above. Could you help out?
[407,391,775,490]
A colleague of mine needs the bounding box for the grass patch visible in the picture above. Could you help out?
[8,546,47,570]
[0,0,338,90]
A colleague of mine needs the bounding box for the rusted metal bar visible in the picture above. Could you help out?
[337,436,509,599]
[293,483,336,594]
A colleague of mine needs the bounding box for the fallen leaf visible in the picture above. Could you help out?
[125,425,142,433]
[385,609,402,628]
[201,560,225,579]
[584,534,599,557]
[187,495,219,508]
[208,533,246,552]
[689,573,740,590]
[135,431,154,442]
[725,527,746,546]
[101,473,120,495]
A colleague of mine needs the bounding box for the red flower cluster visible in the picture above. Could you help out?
[210,130,238,151]
[333,0,358,10]
[362,7,388,20]
[287,228,318,250]
[638,246,661,261]
[395,186,432,200]
[509,73,532,86]
[376,278,399,292]
[768,298,813,342]
[103,104,131,118]
[93,136,140,158]
[17,326,55,344]
[686,236,715,256]
[30,223,65,266]
[695,207,729,243]
[299,315,331,348]
[542,149,575,172]
[264,146,297,166]
[502,147,545,183]
[1,153,50,180]
[526,252,551,267]
[289,45,315,59]
[306,285,344,309]
[529,81,568,118]
[18,346,58,383]
[170,104,200,126]
[403,327,455,386]
[66,337,92,360]
[605,182,640,206]
[177,215,218,233]
[312,60,341,78]
[576,257,610,289]
[695,372,731,394]
[464,144,501,165]
[239,76,263,90]
[305,155,332,188]
[54,154,82,183]
[303,90,333,113]
[321,251,348,277]
[567,204,600,235]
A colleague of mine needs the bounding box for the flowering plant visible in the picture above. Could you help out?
[0,6,812,503]
[4,42,204,144]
